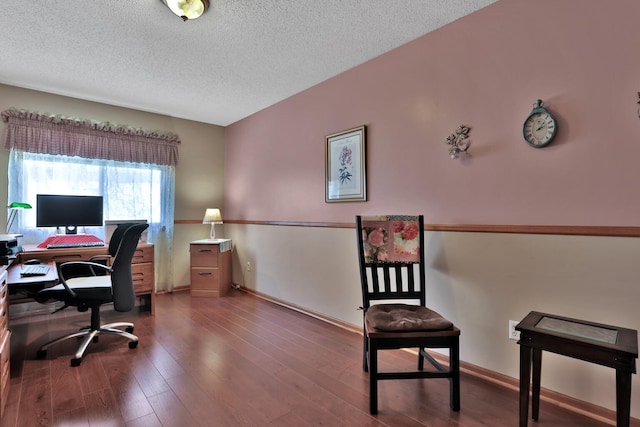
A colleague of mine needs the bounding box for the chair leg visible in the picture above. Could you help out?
[450,338,461,411]
[70,327,137,366]
[103,321,135,333]
[37,329,93,357]
[369,338,379,414]
[363,332,369,372]
[99,326,138,343]
[36,307,138,366]
[72,330,100,366]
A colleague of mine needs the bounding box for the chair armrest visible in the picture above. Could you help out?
[87,255,113,275]
[57,261,114,298]
[88,254,112,262]
[59,261,113,276]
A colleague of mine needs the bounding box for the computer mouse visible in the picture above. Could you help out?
[24,259,41,265]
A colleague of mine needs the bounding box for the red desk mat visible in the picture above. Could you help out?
[37,234,104,248]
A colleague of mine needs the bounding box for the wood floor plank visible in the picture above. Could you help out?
[164,372,241,426]
[100,352,155,422]
[129,352,172,399]
[273,364,386,427]
[83,388,125,426]
[146,390,199,427]
[196,349,291,422]
[16,366,52,426]
[2,290,632,427]
[50,354,84,415]
[125,412,162,427]
[52,407,89,426]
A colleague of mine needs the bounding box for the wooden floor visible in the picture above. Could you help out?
[0,290,621,427]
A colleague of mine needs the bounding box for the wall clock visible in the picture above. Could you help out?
[522,99,557,148]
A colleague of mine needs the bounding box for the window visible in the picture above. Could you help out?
[2,108,179,292]
[11,151,168,235]
[8,150,176,292]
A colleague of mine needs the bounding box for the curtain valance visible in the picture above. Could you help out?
[1,108,180,166]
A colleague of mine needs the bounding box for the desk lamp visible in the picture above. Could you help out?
[202,208,223,240]
[6,202,32,233]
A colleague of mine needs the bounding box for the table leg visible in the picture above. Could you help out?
[616,368,632,427]
[519,344,532,427]
[531,348,542,421]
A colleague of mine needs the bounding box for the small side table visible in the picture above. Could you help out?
[516,311,638,427]
[190,239,232,297]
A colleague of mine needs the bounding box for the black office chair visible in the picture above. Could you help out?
[356,215,460,414]
[85,222,133,275]
[35,223,149,366]
[59,222,133,279]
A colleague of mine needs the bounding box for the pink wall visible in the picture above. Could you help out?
[225,0,640,226]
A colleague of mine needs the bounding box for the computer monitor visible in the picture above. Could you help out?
[36,194,104,234]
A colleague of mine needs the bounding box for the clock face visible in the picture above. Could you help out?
[523,111,556,148]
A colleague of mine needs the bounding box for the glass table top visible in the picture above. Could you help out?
[536,316,618,344]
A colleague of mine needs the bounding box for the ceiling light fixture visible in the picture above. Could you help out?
[162,0,209,21]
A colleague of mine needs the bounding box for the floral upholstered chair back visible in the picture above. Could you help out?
[359,215,422,265]
[356,215,426,307]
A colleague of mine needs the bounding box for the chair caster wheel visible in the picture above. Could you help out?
[129,341,138,349]
[36,349,47,359]
[71,358,82,367]
[126,326,134,333]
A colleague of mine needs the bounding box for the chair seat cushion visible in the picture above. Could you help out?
[35,275,112,304]
[366,303,453,331]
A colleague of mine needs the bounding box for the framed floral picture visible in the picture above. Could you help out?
[325,125,366,202]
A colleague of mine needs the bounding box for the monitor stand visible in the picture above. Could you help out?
[53,226,86,235]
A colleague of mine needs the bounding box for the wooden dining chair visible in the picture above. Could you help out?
[356,214,461,414]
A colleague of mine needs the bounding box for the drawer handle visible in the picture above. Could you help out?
[198,249,213,253]
[197,272,212,276]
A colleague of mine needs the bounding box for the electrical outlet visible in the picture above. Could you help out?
[246,261,251,272]
[509,320,521,341]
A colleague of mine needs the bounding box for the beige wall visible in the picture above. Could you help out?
[0,83,224,288]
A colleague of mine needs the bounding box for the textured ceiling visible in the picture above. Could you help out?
[0,0,497,126]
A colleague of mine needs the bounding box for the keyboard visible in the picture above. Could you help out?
[20,264,50,276]
[47,241,105,249]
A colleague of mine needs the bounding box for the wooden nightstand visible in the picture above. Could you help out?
[190,239,232,297]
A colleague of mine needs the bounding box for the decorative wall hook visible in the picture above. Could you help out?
[445,125,471,159]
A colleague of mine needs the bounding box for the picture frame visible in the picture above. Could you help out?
[325,125,367,202]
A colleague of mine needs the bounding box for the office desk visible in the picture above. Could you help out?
[17,244,155,314]
[1,263,60,419]
[6,261,58,302]
[516,311,638,427]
